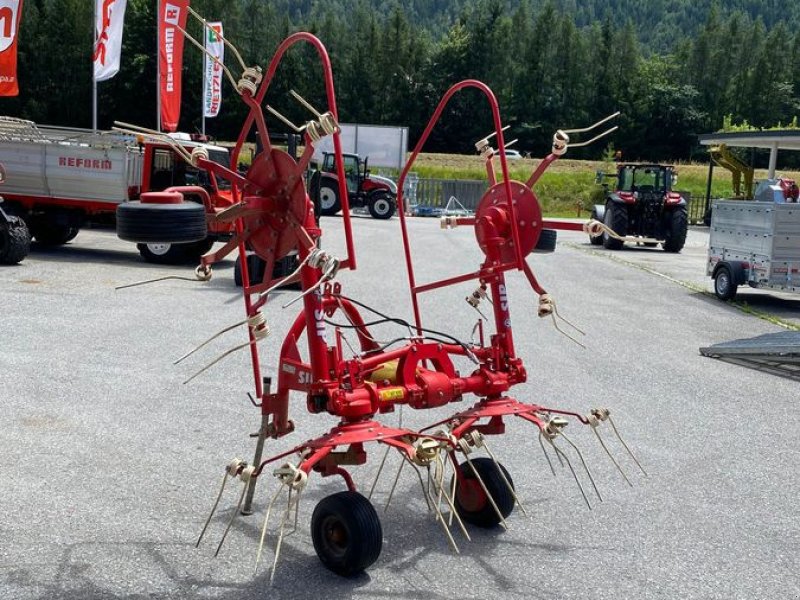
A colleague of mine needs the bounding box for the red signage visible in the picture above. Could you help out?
[159,0,189,131]
[0,0,23,96]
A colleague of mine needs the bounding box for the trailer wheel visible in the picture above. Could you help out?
[319,181,342,216]
[532,228,557,253]
[31,222,78,246]
[453,457,515,528]
[135,243,185,264]
[662,208,688,253]
[117,201,207,244]
[0,216,31,265]
[234,253,302,290]
[368,193,395,219]
[714,266,737,301]
[588,208,603,245]
[602,203,626,250]
[311,491,382,576]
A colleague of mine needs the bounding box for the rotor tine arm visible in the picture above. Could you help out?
[289,89,324,119]
[368,445,392,500]
[254,481,286,572]
[608,414,648,476]
[432,455,471,541]
[566,125,619,148]
[559,430,602,502]
[265,105,306,133]
[214,481,248,557]
[538,431,558,476]
[172,22,240,91]
[591,424,633,487]
[548,438,592,509]
[196,470,230,547]
[411,457,460,553]
[561,111,621,135]
[269,489,294,584]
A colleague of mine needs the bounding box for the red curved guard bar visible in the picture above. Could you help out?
[395,80,521,332]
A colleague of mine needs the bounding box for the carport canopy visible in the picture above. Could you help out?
[698,130,800,179]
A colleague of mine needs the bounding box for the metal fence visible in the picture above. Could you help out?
[403,176,486,213]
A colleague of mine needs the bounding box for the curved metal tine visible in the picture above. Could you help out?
[548,312,587,349]
[591,426,632,487]
[172,21,239,91]
[183,339,254,384]
[196,471,230,547]
[384,453,405,513]
[561,111,621,135]
[289,89,324,119]
[482,439,528,517]
[265,105,306,133]
[115,275,200,290]
[559,431,602,502]
[551,302,586,336]
[482,124,510,142]
[112,121,195,165]
[187,6,248,71]
[254,480,286,573]
[547,438,592,510]
[567,126,619,148]
[538,431,559,475]
[269,488,295,584]
[432,455,471,542]
[414,457,459,553]
[214,481,248,557]
[368,445,392,500]
[288,488,303,535]
[463,454,508,530]
[174,318,247,364]
[608,415,648,476]
[448,459,458,527]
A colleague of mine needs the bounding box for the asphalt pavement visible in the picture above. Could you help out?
[1,217,798,600]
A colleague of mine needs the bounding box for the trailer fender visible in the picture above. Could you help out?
[712,260,747,285]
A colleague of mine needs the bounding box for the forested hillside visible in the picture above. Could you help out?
[5,0,800,161]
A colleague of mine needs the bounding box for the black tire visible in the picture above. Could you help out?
[602,202,627,250]
[588,208,603,245]
[136,242,189,264]
[234,253,302,290]
[116,201,207,244]
[662,208,688,253]
[318,180,342,216]
[453,457,515,528]
[532,228,557,253]
[0,216,31,265]
[184,237,215,260]
[714,266,737,301]
[311,491,382,576]
[643,242,658,247]
[31,222,78,246]
[368,193,395,219]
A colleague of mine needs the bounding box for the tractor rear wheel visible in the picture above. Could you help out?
[319,181,342,216]
[311,491,382,576]
[368,193,395,219]
[602,202,627,250]
[662,208,688,253]
[0,216,31,264]
[453,457,515,528]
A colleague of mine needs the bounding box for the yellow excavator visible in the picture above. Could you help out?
[710,144,754,199]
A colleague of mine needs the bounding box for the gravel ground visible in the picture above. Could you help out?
[1,217,798,600]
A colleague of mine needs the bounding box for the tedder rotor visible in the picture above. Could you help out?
[116,19,645,580]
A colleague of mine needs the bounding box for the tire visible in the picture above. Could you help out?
[602,202,627,250]
[714,266,737,301]
[31,222,78,246]
[234,253,302,290]
[319,180,342,216]
[532,228,557,253]
[0,216,31,265]
[588,208,603,245]
[368,193,395,219]
[137,242,189,264]
[116,201,207,244]
[184,236,215,260]
[453,457,515,528]
[662,208,688,253]
[311,491,382,576]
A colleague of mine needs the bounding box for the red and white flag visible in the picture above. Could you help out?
[203,22,223,118]
[0,0,23,97]
[93,0,128,82]
[159,0,189,132]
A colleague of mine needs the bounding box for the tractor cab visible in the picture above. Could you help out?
[612,164,677,194]
[321,152,365,194]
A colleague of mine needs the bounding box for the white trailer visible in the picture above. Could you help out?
[707,199,800,300]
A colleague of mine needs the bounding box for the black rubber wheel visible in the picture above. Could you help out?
[311,491,382,576]
[588,208,603,245]
[368,193,395,219]
[184,236,215,259]
[136,242,189,264]
[453,457,515,528]
[116,201,207,244]
[31,221,78,246]
[532,228,557,253]
[0,216,31,264]
[602,202,627,250]
[662,208,688,253]
[714,266,737,301]
[234,253,302,290]
[318,179,342,216]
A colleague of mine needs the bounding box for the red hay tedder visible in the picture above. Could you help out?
[115,23,644,580]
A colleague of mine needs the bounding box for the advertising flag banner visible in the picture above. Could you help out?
[0,0,23,96]
[203,21,223,118]
[159,0,189,132]
[93,0,128,82]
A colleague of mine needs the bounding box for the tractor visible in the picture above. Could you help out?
[310,151,397,219]
[589,163,688,252]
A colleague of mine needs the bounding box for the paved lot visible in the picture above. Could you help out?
[1,217,798,600]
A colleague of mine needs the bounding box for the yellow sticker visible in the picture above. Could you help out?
[379,388,405,402]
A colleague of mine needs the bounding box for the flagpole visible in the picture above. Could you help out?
[92,0,97,131]
[156,0,161,132]
[201,27,206,136]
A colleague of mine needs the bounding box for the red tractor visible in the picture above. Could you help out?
[311,151,397,219]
